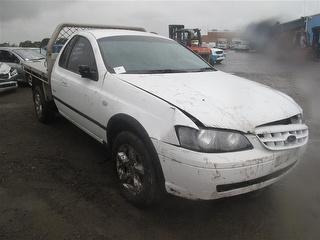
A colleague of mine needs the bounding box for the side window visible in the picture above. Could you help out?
[66,36,97,79]
[0,50,20,63]
[0,50,6,62]
[58,36,77,68]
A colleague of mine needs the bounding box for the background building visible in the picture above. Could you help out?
[202,30,238,44]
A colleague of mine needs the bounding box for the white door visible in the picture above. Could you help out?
[52,35,104,142]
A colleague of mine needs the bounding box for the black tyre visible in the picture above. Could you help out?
[209,57,215,66]
[112,131,159,207]
[33,86,54,123]
[27,74,32,87]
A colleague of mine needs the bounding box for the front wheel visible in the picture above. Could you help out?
[33,86,54,123]
[209,57,215,66]
[27,74,32,87]
[112,131,159,207]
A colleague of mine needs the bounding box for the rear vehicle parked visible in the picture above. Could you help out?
[217,38,228,49]
[23,24,308,207]
[210,47,225,64]
[232,39,250,51]
[0,47,45,86]
[0,62,18,92]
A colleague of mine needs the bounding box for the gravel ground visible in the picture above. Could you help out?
[0,51,319,240]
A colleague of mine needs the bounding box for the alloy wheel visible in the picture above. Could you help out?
[34,93,42,117]
[116,144,145,195]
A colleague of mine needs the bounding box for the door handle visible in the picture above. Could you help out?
[61,81,68,87]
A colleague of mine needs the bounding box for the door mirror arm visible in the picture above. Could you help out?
[78,65,97,80]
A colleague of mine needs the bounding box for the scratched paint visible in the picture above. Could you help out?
[117,71,301,133]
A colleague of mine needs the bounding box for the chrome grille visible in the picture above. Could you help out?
[0,73,9,80]
[255,124,308,150]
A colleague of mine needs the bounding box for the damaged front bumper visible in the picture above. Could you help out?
[0,67,18,92]
[152,134,307,200]
[0,80,18,92]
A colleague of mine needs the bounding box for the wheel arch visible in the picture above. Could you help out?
[31,77,57,112]
[107,113,165,191]
[30,76,42,90]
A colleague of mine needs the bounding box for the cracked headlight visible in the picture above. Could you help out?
[176,126,253,153]
[9,68,17,77]
[290,114,303,124]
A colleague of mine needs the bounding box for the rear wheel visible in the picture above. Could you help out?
[33,86,54,123]
[112,131,159,207]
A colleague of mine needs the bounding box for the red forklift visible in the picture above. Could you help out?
[169,25,212,63]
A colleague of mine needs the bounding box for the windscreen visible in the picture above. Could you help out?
[98,35,213,74]
[13,49,45,61]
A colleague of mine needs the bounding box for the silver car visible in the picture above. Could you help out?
[0,62,18,92]
[0,47,45,86]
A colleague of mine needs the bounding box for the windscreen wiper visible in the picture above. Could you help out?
[197,67,216,72]
[30,57,46,62]
[125,68,215,74]
[125,69,190,74]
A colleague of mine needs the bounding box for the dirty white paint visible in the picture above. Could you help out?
[117,71,302,133]
[153,138,307,200]
[26,28,309,200]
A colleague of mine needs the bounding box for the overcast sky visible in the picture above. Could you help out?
[1,0,320,44]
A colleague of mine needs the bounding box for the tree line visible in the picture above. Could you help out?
[0,38,67,48]
[0,41,41,48]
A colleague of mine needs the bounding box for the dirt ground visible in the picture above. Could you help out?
[0,51,319,240]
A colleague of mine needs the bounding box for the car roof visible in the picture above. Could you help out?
[0,47,38,51]
[0,47,20,51]
[86,29,169,41]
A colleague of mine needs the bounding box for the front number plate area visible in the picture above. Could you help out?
[274,148,299,168]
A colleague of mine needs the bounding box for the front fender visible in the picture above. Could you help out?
[100,74,198,145]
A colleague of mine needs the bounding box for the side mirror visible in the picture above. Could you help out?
[79,65,95,79]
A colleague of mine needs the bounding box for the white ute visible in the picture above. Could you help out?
[23,24,308,206]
